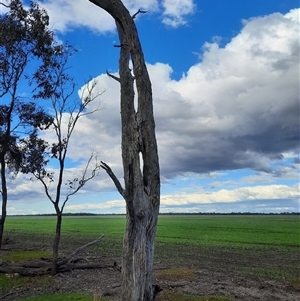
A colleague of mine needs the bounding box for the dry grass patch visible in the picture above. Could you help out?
[3,250,51,262]
[155,267,197,282]
[156,290,235,301]
[288,277,300,290]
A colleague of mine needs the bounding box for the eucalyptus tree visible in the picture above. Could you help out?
[25,42,103,275]
[0,0,55,248]
[0,3,103,275]
[89,1,161,300]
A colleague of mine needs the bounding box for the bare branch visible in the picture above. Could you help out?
[106,70,120,83]
[58,234,105,266]
[100,161,126,198]
[113,43,127,48]
[33,173,55,204]
[0,2,9,8]
[78,80,105,116]
[61,152,101,211]
[132,9,147,19]
[0,287,16,300]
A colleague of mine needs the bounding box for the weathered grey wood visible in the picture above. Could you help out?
[0,262,111,276]
[89,1,160,300]
[0,235,106,276]
[57,234,105,266]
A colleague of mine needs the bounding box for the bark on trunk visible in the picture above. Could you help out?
[51,210,62,275]
[90,1,160,300]
[122,208,159,300]
[0,99,14,249]
[0,158,7,249]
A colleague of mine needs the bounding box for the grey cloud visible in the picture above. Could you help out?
[75,9,299,182]
[152,9,300,178]
[293,157,300,164]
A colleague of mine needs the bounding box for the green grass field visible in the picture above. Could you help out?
[156,214,300,250]
[1,214,299,301]
[4,214,299,251]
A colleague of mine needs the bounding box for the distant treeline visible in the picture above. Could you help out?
[160,212,300,215]
[8,212,300,217]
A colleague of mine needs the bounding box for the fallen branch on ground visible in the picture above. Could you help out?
[0,235,107,276]
[58,234,105,266]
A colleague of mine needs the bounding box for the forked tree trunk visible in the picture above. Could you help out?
[90,1,160,300]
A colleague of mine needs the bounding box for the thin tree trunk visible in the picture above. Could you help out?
[51,155,64,275]
[0,158,7,249]
[90,1,160,300]
[51,209,62,275]
[0,98,14,249]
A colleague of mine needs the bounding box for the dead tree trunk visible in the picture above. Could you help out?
[89,1,160,300]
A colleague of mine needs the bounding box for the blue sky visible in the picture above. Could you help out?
[2,0,299,214]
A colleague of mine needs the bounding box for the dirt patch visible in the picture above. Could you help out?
[0,232,299,301]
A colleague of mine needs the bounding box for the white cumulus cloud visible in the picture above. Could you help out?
[161,0,195,27]
[50,8,299,180]
[4,7,299,214]
[37,0,193,33]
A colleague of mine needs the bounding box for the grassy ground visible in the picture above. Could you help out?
[1,214,299,301]
[3,215,299,281]
[17,292,233,301]
[4,214,299,251]
[156,214,299,250]
[18,293,108,301]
